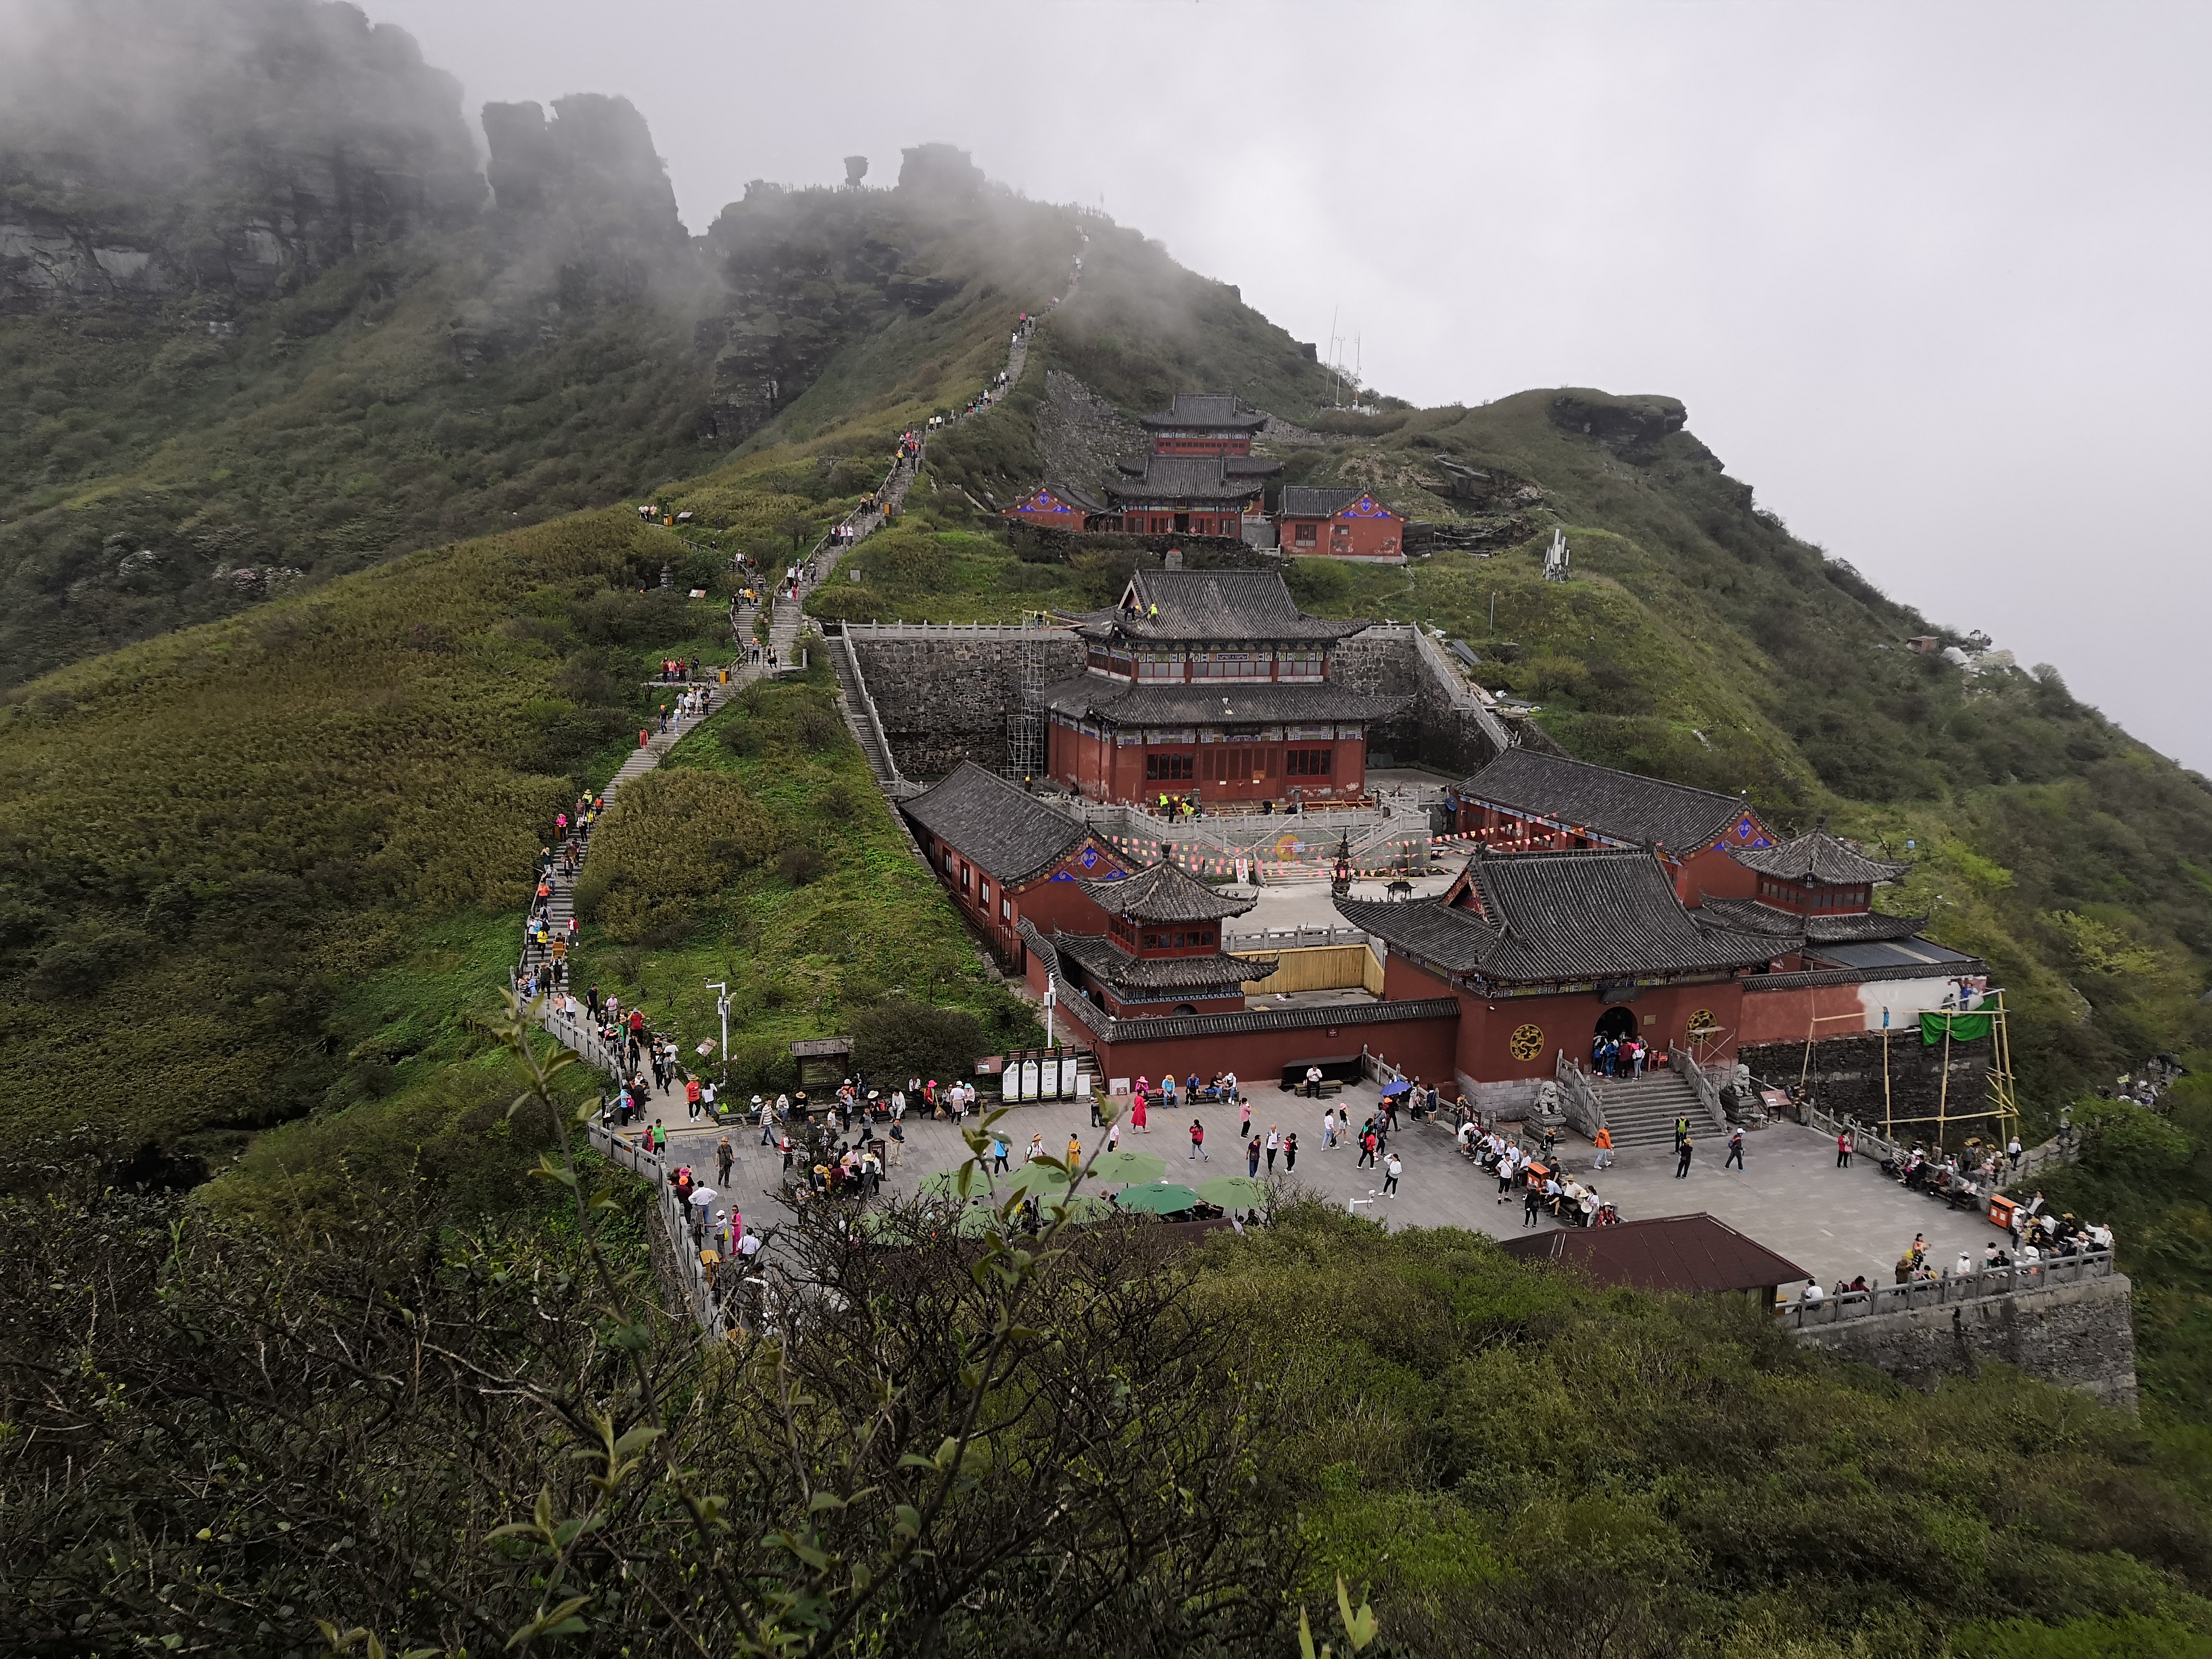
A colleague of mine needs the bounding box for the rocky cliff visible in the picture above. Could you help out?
[0,0,483,313]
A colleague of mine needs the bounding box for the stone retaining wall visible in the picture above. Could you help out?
[1742,1033,1994,1141]
[1332,627,1509,777]
[1798,1271,2137,1409]
[850,631,1085,777]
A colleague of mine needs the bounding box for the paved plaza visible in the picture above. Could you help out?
[615,1065,2005,1300]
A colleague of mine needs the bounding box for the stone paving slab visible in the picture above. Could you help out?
[613,1071,2001,1301]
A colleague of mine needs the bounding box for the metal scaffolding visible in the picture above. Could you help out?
[1005,610,1049,781]
[1796,989,2020,1151]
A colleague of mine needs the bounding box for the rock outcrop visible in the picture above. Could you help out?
[0,0,483,313]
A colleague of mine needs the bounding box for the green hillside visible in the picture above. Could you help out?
[4,5,2212,1650]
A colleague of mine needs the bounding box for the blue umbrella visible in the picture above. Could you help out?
[1379,1079,1412,1097]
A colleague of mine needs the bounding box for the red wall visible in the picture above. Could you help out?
[1092,1013,1458,1098]
[1737,981,1863,1046]
[1051,721,1367,807]
[1280,512,1403,558]
[1679,844,1757,905]
[1453,981,1747,1080]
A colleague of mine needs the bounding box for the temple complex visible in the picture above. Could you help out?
[1029,860,1272,1018]
[1044,568,1406,806]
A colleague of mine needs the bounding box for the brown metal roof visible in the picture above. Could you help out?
[1499,1213,1809,1295]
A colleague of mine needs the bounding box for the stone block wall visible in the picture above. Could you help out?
[1742,1032,1994,1142]
[1332,627,1510,778]
[849,631,1084,777]
[1798,1272,2138,1410]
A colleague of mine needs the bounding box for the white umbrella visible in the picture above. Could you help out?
[688,1186,719,1207]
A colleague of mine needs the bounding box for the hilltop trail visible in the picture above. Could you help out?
[523,249,1082,1135]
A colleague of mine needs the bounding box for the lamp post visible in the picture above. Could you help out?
[1043,974,1057,1049]
[705,981,729,1082]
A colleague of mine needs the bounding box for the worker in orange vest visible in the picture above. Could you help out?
[1592,1124,1614,1170]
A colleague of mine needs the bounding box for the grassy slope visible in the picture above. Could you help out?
[0,234,726,687]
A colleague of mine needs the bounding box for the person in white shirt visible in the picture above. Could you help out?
[1802,1278,1825,1305]
[1382,1153,1402,1196]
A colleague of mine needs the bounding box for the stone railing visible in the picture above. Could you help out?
[841,620,1075,639]
[834,631,905,787]
[1801,1103,2077,1186]
[1554,1052,1607,1139]
[585,1118,728,1338]
[1670,1044,1731,1134]
[1779,1249,2115,1330]
[1410,626,1516,755]
[1223,924,1375,951]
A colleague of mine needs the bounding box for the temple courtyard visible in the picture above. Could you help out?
[624,1071,2004,1300]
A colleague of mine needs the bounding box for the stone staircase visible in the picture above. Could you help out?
[1592,1070,1706,1150]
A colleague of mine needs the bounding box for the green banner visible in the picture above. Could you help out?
[1920,1011,1993,1045]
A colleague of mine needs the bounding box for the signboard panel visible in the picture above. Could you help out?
[1020,1059,1042,1101]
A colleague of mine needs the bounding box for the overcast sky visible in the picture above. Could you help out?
[374,0,2212,772]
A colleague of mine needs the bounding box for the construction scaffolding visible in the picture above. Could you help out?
[1796,989,2021,1151]
[1005,610,1050,781]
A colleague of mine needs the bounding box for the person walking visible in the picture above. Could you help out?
[779,1131,793,1172]
[1265,1125,1281,1174]
[685,1076,703,1122]
[1675,1134,1694,1178]
[1067,1133,1082,1170]
[1283,1131,1298,1174]
[1357,1125,1378,1169]
[1190,1119,1208,1161]
[1322,1108,1337,1149]
[1673,1115,1690,1153]
[1522,1179,1542,1227]
[1382,1152,1402,1198]
[716,1135,733,1186]
[1725,1127,1745,1172]
[992,1134,1010,1174]
[1246,1136,1262,1178]
[1592,1124,1613,1170]
[1239,1097,1253,1140]
[888,1117,904,1166]
[1837,1128,1854,1168]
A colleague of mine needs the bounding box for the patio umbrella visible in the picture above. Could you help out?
[1197,1175,1271,1210]
[1047,1194,1117,1225]
[1004,1160,1070,1195]
[1378,1080,1412,1097]
[952,1204,1005,1238]
[1115,1183,1200,1216]
[1088,1148,1167,1185]
[919,1167,987,1200]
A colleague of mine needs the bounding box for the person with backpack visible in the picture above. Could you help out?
[1725,1127,1746,1171]
[1189,1119,1208,1161]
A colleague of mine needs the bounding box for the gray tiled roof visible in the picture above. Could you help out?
[1051,930,1274,993]
[1075,860,1255,921]
[1278,485,1361,518]
[1696,896,1926,945]
[1068,568,1371,646]
[1337,847,1781,986]
[1136,393,1268,432]
[1102,454,1271,506]
[1042,673,1405,727]
[1730,828,1911,885]
[1801,937,1981,974]
[899,761,1087,886]
[1461,749,1754,853]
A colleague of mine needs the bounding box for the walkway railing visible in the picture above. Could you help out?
[1553,1052,1607,1140]
[1781,1249,2115,1329]
[834,630,905,788]
[1669,1044,1731,1134]
[1223,924,1375,951]
[585,1119,728,1338]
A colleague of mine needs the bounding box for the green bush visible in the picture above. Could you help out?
[850,998,985,1085]
[578,770,781,943]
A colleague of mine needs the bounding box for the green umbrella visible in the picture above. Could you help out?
[1198,1175,1271,1210]
[918,1167,988,1200]
[1004,1160,1070,1195]
[952,1204,1004,1238]
[1046,1193,1116,1225]
[1088,1148,1167,1185]
[1115,1182,1200,1216]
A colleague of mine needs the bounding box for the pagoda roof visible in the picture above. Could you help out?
[899,761,1086,886]
[1335,846,1780,986]
[1101,454,1278,506]
[1136,392,1269,432]
[1076,859,1255,921]
[1064,568,1370,646]
[1729,827,1911,885]
[1042,673,1404,728]
[1048,930,1274,994]
[1461,748,1764,855]
[1696,896,1928,945]
[1279,485,1361,517]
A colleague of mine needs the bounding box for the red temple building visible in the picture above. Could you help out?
[1025,860,1273,1018]
[1003,481,1108,531]
[1045,568,1406,807]
[901,762,1134,962]
[1450,748,1775,906]
[1276,486,1407,560]
[1101,394,1281,537]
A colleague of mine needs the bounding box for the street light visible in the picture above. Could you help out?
[705,981,730,1082]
